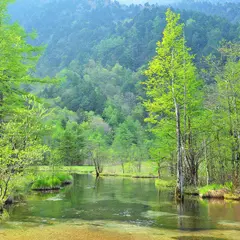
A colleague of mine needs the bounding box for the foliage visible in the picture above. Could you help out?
[9,0,240,74]
[0,0,56,203]
[0,0,240,202]
[0,95,50,201]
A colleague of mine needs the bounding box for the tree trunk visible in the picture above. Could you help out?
[175,103,184,201]
[191,162,198,187]
[93,158,100,178]
[0,91,3,124]
[170,153,175,177]
[204,139,210,185]
[138,161,141,173]
[157,161,161,179]
[121,161,125,174]
[170,49,183,201]
[95,169,100,178]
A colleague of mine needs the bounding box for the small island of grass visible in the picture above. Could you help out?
[31,172,73,191]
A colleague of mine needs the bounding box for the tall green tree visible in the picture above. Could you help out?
[144,9,201,199]
[0,95,50,202]
[113,116,147,173]
[215,43,240,185]
[0,0,56,204]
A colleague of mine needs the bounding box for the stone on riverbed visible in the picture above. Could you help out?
[142,210,177,218]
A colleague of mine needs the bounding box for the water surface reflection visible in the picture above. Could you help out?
[7,175,240,232]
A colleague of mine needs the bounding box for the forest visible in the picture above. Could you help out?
[1,0,240,210]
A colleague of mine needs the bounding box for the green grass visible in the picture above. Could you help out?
[155,179,175,189]
[31,162,162,178]
[55,172,73,182]
[199,184,223,195]
[31,166,95,174]
[31,172,73,190]
[32,175,61,190]
[102,161,167,178]
[29,162,171,179]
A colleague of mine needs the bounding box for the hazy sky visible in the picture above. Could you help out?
[117,0,240,4]
[117,0,179,4]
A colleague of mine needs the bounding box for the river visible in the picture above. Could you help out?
[1,174,240,239]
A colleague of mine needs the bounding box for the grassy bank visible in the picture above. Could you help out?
[155,179,175,189]
[198,183,240,200]
[32,162,161,178]
[1,171,74,207]
[101,161,162,178]
[31,166,95,174]
[181,182,240,200]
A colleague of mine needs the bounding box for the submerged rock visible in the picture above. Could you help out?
[46,195,63,201]
[142,210,177,218]
[62,180,72,186]
[5,196,14,205]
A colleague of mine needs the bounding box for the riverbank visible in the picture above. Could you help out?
[101,161,159,178]
[32,166,95,174]
[100,173,158,178]
[1,220,240,240]
[0,171,73,208]
[32,162,161,178]
[198,183,240,200]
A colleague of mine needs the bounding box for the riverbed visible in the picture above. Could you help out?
[2,175,240,239]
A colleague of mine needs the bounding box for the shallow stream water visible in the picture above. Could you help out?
[2,174,240,239]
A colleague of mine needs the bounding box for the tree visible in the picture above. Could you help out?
[113,116,147,173]
[83,115,111,177]
[215,43,240,185]
[0,95,50,202]
[0,1,56,205]
[144,9,201,200]
[57,121,86,166]
[149,119,176,179]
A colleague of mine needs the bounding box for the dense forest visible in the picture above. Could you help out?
[1,0,240,204]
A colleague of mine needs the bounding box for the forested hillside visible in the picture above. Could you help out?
[1,0,240,204]
[9,0,240,75]
[176,0,240,23]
